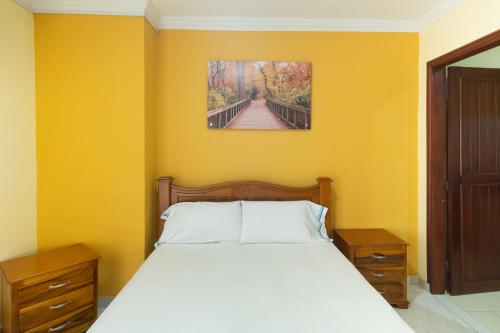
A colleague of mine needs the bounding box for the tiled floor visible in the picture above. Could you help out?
[396,284,480,332]
[447,291,500,332]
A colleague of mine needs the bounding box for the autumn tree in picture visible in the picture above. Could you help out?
[207,60,312,130]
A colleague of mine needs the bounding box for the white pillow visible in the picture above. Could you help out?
[240,200,329,243]
[156,201,242,245]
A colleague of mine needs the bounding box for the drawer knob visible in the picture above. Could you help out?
[48,320,71,332]
[48,280,71,290]
[370,272,386,277]
[49,300,71,310]
[371,253,386,260]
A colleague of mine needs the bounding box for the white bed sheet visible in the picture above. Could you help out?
[89,242,413,333]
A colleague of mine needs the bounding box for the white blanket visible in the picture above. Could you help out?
[89,243,413,333]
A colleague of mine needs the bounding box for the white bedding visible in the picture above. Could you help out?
[89,243,413,333]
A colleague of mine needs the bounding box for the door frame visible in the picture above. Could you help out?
[427,29,500,294]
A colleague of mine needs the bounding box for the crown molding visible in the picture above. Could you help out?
[416,0,465,31]
[157,16,419,32]
[13,0,467,33]
[14,0,160,28]
[144,0,161,30]
[157,0,466,32]
[24,0,148,16]
[14,0,34,11]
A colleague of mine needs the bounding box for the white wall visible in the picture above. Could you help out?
[0,2,37,258]
[418,0,500,281]
[0,2,37,323]
[0,0,37,324]
[450,45,500,67]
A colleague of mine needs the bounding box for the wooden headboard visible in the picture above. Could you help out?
[157,177,332,239]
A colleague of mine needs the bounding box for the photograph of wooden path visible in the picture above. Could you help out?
[207,60,312,130]
[226,100,289,129]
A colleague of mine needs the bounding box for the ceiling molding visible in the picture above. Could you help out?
[14,0,160,28]
[144,1,161,30]
[14,0,34,11]
[157,16,420,32]
[13,0,468,32]
[15,0,149,16]
[416,0,465,31]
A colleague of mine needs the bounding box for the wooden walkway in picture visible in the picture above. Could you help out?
[227,100,291,129]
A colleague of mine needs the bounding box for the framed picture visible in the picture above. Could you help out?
[207,60,311,130]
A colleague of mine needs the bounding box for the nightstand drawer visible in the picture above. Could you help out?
[18,263,94,306]
[359,267,405,283]
[1,244,100,333]
[19,285,94,331]
[373,283,404,301]
[354,248,405,266]
[24,305,94,333]
[334,229,408,308]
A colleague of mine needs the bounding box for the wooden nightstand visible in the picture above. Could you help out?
[0,244,100,333]
[334,228,409,309]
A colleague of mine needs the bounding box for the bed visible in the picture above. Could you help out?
[88,177,413,333]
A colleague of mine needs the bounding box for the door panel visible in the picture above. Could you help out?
[448,67,500,295]
[462,185,500,281]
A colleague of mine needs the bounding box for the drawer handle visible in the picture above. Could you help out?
[49,300,71,310]
[48,280,71,290]
[370,272,387,277]
[48,320,71,332]
[371,253,386,260]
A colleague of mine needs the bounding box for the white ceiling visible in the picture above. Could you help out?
[153,0,442,21]
[15,0,466,31]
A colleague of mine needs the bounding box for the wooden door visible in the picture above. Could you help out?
[447,67,500,295]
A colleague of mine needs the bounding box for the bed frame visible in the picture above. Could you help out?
[157,177,333,239]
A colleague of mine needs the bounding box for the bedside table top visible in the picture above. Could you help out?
[0,243,100,283]
[334,228,408,247]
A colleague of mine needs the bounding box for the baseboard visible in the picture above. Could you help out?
[418,277,431,292]
[407,275,419,286]
[98,296,114,309]
[407,275,430,292]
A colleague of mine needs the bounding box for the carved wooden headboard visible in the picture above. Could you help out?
[157,177,332,240]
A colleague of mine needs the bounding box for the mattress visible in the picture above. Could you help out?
[89,242,413,333]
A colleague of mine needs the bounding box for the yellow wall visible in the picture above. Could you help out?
[35,14,149,295]
[158,30,419,274]
[34,17,420,293]
[0,1,37,325]
[22,0,500,297]
[144,20,159,255]
[418,0,500,281]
